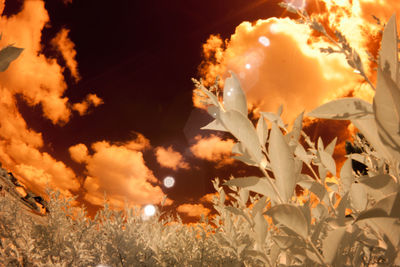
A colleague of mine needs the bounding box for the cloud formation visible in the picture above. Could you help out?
[176,203,211,218]
[72,93,104,116]
[69,137,173,210]
[51,28,80,82]
[155,146,190,170]
[190,135,235,167]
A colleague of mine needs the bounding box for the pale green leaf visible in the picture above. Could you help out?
[368,217,400,248]
[339,158,354,195]
[294,144,313,165]
[307,97,374,120]
[269,122,296,202]
[0,45,23,72]
[374,67,400,162]
[322,226,346,264]
[251,196,267,217]
[265,204,309,239]
[223,176,278,201]
[359,174,397,202]
[200,119,228,132]
[272,235,302,249]
[260,111,287,129]
[356,192,400,221]
[225,206,253,226]
[350,183,367,212]
[223,71,247,116]
[254,211,268,245]
[319,150,336,176]
[220,109,263,163]
[325,137,337,156]
[378,14,398,83]
[318,164,327,184]
[256,114,268,150]
[350,118,394,163]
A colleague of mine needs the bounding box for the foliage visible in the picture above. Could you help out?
[1,3,400,266]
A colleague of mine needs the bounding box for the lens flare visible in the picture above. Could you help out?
[258,36,270,47]
[163,176,175,188]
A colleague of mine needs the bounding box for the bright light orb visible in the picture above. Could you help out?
[163,176,175,188]
[258,36,270,47]
[144,204,156,217]
[245,63,251,69]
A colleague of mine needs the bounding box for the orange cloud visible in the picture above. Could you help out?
[69,143,88,163]
[51,28,80,82]
[176,203,211,218]
[73,139,173,210]
[154,146,189,170]
[0,1,103,205]
[72,93,104,116]
[190,135,235,167]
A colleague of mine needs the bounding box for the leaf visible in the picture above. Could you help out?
[337,192,350,226]
[350,183,367,212]
[272,235,302,249]
[307,97,374,120]
[223,71,247,116]
[319,150,336,176]
[294,144,313,165]
[253,211,268,246]
[256,114,268,150]
[225,206,253,227]
[269,122,296,202]
[0,45,23,72]
[373,67,400,162]
[356,191,400,221]
[368,217,400,248]
[223,176,278,201]
[265,204,309,239]
[297,180,326,202]
[378,14,398,84]
[322,226,346,264]
[220,109,263,163]
[359,174,397,201]
[325,137,337,156]
[201,119,228,132]
[260,111,286,129]
[350,118,394,163]
[251,196,267,217]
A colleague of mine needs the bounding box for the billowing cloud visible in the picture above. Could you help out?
[72,93,104,116]
[70,139,173,210]
[0,1,85,200]
[190,135,235,167]
[69,143,88,163]
[155,146,189,170]
[176,203,211,218]
[51,28,80,82]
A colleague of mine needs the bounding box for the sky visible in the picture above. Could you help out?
[0,0,399,226]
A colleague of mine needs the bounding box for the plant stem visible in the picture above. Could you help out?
[258,167,284,204]
[307,237,328,266]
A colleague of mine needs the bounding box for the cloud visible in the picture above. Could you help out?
[190,135,235,167]
[51,28,80,82]
[71,139,173,210]
[69,143,88,163]
[72,93,104,116]
[0,0,72,125]
[154,146,189,170]
[176,203,211,218]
